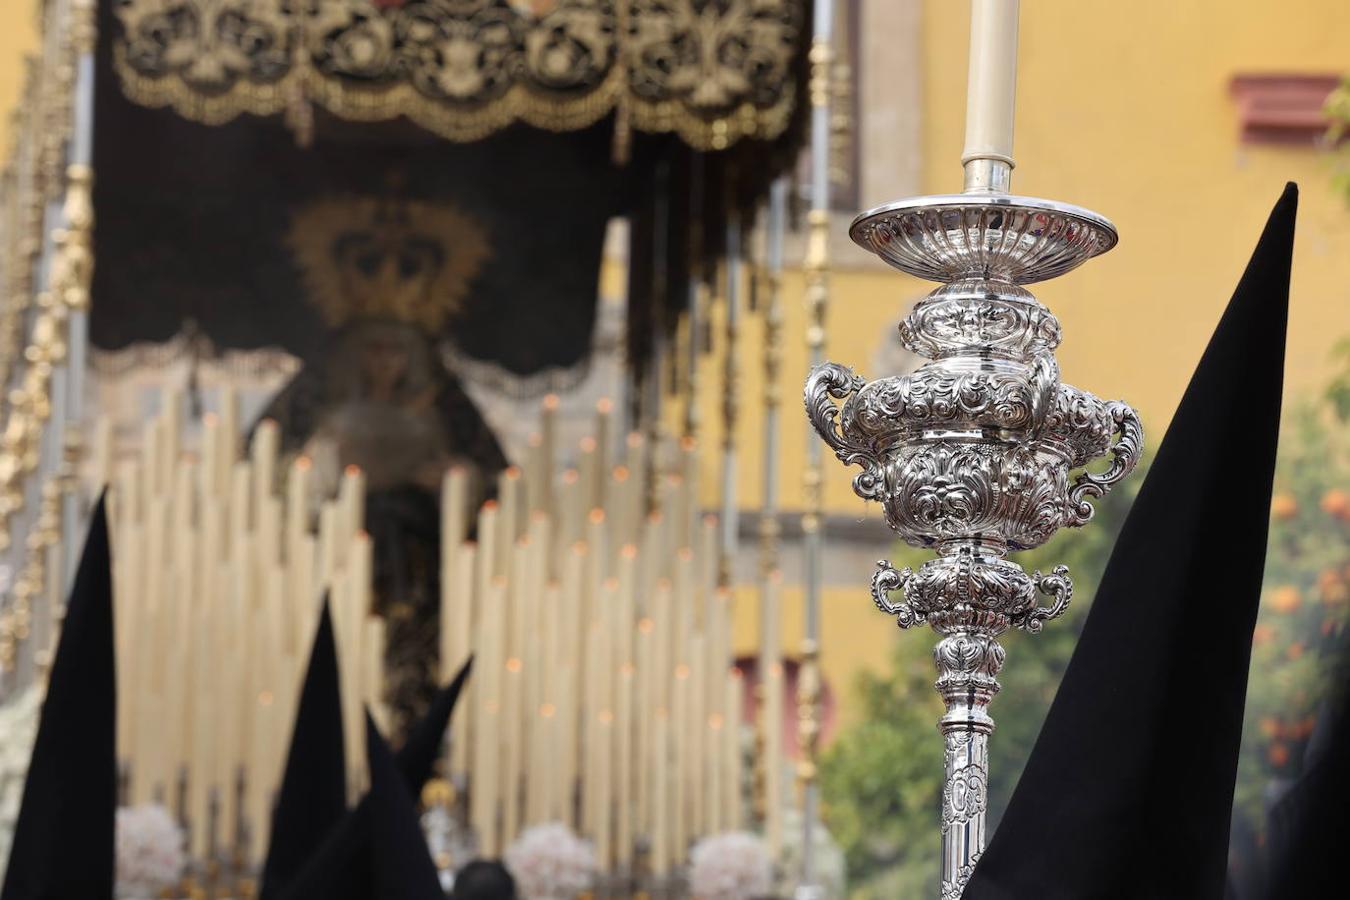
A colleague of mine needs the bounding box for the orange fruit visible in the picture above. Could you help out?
[1271,493,1299,520]
[1269,586,1302,614]
[1322,488,1350,521]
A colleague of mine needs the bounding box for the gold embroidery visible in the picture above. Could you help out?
[287,194,492,333]
[111,0,802,150]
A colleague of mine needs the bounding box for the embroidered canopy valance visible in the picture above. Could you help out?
[112,0,806,150]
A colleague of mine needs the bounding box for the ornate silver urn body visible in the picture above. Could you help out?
[805,193,1142,896]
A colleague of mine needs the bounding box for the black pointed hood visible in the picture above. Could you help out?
[967,184,1298,899]
[366,712,446,899]
[260,596,347,899]
[396,656,472,789]
[1,494,117,900]
[278,669,475,899]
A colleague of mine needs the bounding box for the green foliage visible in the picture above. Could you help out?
[1232,386,1350,837]
[820,465,1142,896]
[1327,77,1350,204]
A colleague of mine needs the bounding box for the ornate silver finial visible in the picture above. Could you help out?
[805,1,1143,892]
[806,189,1142,896]
[806,132,1147,900]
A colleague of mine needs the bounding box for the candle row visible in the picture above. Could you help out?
[440,399,782,875]
[108,388,385,865]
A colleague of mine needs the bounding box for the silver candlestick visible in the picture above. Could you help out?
[803,7,1142,895]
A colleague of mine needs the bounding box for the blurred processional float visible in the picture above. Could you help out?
[806,0,1142,897]
[0,0,877,897]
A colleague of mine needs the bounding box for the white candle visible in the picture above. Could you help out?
[556,468,582,548]
[687,635,705,836]
[472,578,508,856]
[575,439,598,532]
[337,465,366,550]
[219,384,240,473]
[635,617,655,829]
[540,394,559,517]
[251,418,280,516]
[441,466,469,565]
[963,0,1020,181]
[650,709,671,876]
[724,667,744,830]
[495,466,523,569]
[670,664,690,858]
[594,708,614,872]
[706,713,723,835]
[592,398,613,509]
[447,543,477,777]
[615,664,635,868]
[91,415,113,490]
[501,655,524,844]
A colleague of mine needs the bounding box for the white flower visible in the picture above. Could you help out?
[689,831,772,900]
[115,804,185,898]
[0,685,41,886]
[504,822,597,900]
[773,808,846,900]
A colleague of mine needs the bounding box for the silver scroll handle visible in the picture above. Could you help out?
[1019,565,1073,634]
[804,362,886,501]
[871,560,921,629]
[1065,400,1143,527]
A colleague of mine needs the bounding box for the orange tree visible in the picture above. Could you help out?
[1233,340,1350,843]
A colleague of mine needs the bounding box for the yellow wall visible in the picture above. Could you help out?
[0,7,37,153]
[722,0,1350,723]
[924,0,1350,429]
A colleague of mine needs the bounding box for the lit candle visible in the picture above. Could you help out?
[706,712,723,835]
[251,418,280,515]
[337,464,366,550]
[556,467,582,547]
[219,384,240,472]
[540,394,559,517]
[91,415,113,490]
[495,467,523,571]
[576,439,598,533]
[592,398,613,509]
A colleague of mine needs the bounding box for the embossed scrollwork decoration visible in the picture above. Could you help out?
[810,150,1141,898]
